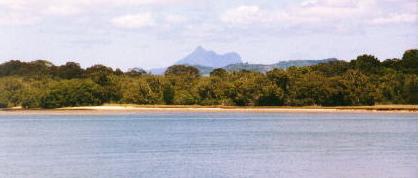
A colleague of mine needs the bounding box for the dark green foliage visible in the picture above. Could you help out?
[340,70,375,105]
[210,68,228,77]
[0,102,6,108]
[288,72,332,106]
[0,49,416,108]
[257,83,284,106]
[164,65,200,105]
[0,77,26,107]
[39,80,104,108]
[195,77,231,105]
[21,83,45,109]
[85,65,114,85]
[310,60,350,77]
[402,74,418,104]
[165,65,200,78]
[401,49,418,74]
[54,62,84,79]
[0,60,53,77]
[382,58,402,70]
[163,84,175,105]
[227,71,265,106]
[126,68,147,76]
[267,69,290,92]
[351,55,381,74]
[120,77,163,104]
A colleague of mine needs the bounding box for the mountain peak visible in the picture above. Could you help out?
[176,46,242,68]
[191,46,209,55]
[194,46,205,52]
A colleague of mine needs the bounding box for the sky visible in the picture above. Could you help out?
[0,0,416,70]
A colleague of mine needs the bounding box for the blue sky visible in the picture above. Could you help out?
[0,0,416,70]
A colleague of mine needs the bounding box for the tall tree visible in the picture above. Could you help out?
[55,62,84,79]
[350,55,381,74]
[401,49,418,74]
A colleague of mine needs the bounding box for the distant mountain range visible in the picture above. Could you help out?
[176,46,242,68]
[222,59,338,73]
[150,46,337,75]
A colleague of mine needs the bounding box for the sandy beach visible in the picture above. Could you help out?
[0,105,416,115]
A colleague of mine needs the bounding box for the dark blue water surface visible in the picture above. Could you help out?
[0,112,416,178]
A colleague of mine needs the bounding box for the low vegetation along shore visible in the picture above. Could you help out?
[0,50,417,110]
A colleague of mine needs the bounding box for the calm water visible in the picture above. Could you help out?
[0,112,416,178]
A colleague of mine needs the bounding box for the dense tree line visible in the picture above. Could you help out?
[0,49,417,109]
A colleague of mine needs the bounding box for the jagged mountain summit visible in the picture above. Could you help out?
[175,46,242,68]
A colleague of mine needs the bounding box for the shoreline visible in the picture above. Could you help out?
[0,105,416,115]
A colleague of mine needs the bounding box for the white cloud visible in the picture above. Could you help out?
[111,13,155,29]
[165,14,187,24]
[0,0,27,10]
[0,0,190,26]
[0,0,187,8]
[370,13,416,25]
[221,1,366,25]
[43,5,83,16]
[220,0,415,27]
[0,12,41,26]
[0,0,415,30]
[220,5,270,25]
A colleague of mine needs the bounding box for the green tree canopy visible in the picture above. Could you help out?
[40,79,104,108]
[164,65,200,78]
[351,54,381,74]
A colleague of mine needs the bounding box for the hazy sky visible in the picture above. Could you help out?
[0,0,416,70]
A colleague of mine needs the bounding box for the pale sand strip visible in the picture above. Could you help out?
[0,105,416,115]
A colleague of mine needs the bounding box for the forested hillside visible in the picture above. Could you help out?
[0,49,416,109]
